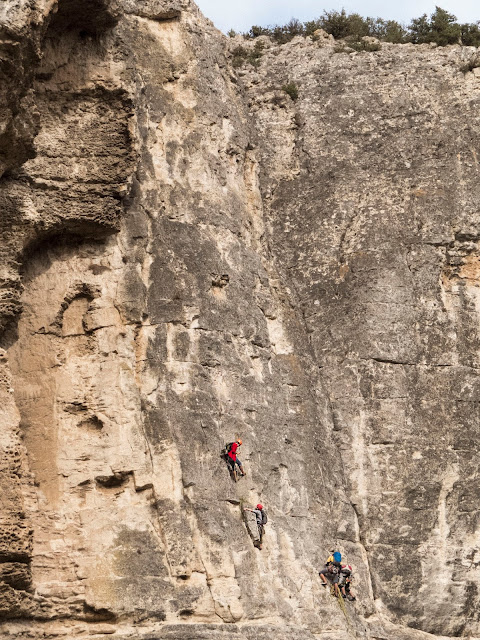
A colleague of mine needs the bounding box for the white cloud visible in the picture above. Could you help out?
[196,0,480,33]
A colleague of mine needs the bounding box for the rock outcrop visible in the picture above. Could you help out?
[0,1,479,639]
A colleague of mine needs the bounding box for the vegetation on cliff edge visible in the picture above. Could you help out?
[229,6,480,47]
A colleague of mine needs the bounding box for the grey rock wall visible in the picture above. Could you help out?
[0,1,479,639]
[238,35,480,637]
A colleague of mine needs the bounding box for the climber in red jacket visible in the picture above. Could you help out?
[225,439,246,478]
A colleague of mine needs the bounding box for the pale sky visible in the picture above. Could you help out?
[195,0,479,33]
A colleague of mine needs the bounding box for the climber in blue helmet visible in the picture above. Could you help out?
[319,549,342,596]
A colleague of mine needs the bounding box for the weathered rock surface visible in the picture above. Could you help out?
[0,1,479,638]
[239,36,480,637]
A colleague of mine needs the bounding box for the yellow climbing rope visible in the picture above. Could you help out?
[331,586,353,633]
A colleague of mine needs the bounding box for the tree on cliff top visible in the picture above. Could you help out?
[241,6,480,47]
[409,7,461,45]
[317,9,370,40]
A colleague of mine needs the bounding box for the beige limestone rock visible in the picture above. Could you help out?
[362,35,380,44]
[0,1,479,639]
[313,28,335,46]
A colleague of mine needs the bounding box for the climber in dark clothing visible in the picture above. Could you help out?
[226,439,246,477]
[319,551,342,596]
[244,504,267,549]
[338,564,356,601]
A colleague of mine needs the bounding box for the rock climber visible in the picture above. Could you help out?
[339,564,356,601]
[319,550,342,596]
[327,550,342,569]
[225,439,246,479]
[244,503,267,549]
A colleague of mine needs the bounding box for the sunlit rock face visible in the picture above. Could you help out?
[0,2,479,639]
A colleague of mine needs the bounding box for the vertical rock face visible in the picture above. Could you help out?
[0,1,357,638]
[239,36,480,637]
[0,1,480,639]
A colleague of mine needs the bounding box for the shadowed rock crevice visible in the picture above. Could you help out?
[47,0,120,36]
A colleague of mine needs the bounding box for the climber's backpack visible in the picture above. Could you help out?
[223,442,234,457]
[261,509,268,525]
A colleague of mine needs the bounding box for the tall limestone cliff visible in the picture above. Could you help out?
[0,1,479,639]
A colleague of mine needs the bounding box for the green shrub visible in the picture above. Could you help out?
[304,19,323,36]
[244,18,307,44]
[370,19,408,43]
[348,38,381,52]
[231,43,263,69]
[231,45,248,68]
[247,40,264,66]
[231,45,248,56]
[239,6,480,49]
[409,7,461,45]
[319,9,371,40]
[318,9,352,39]
[283,18,304,38]
[460,22,480,46]
[271,19,305,44]
[282,82,299,101]
[246,25,271,38]
[408,14,431,43]
[430,7,461,45]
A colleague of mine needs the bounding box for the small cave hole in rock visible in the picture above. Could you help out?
[64,402,88,414]
[95,471,131,488]
[47,0,119,36]
[83,603,117,622]
[78,416,104,431]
